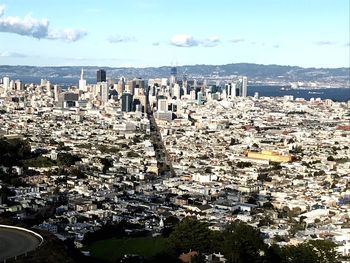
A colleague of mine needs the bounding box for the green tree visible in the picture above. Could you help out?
[168,217,211,254]
[327,156,335,161]
[57,153,81,166]
[0,138,31,166]
[220,221,268,263]
[275,240,340,263]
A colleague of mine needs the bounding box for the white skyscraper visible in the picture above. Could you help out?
[231,83,236,97]
[54,85,60,102]
[101,82,109,103]
[79,68,87,91]
[46,81,52,97]
[3,77,10,91]
[158,98,168,112]
[9,80,14,91]
[173,83,181,100]
[242,76,248,97]
[190,90,196,100]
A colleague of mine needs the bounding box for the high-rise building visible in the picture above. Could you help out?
[14,80,23,91]
[197,91,204,105]
[54,85,60,102]
[190,90,196,100]
[157,96,168,112]
[79,68,87,91]
[97,69,106,83]
[170,66,177,85]
[117,78,125,96]
[121,92,133,112]
[242,76,248,97]
[57,92,79,108]
[3,77,10,91]
[101,82,109,103]
[173,83,181,100]
[226,83,236,98]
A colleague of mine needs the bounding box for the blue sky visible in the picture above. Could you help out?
[0,0,349,68]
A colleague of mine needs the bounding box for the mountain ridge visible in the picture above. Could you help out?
[0,63,349,86]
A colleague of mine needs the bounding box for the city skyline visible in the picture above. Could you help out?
[0,0,349,68]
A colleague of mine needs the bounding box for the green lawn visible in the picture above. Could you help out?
[85,236,169,262]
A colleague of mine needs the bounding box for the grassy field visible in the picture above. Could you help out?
[85,236,169,262]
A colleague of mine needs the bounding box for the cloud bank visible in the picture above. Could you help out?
[170,34,220,47]
[229,38,245,43]
[0,51,27,57]
[314,41,336,46]
[108,35,137,43]
[170,34,198,47]
[0,5,87,41]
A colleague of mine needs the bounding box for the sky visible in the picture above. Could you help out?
[0,0,349,68]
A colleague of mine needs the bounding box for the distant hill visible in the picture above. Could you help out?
[0,63,349,86]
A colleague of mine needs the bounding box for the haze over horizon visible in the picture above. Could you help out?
[1,62,350,70]
[0,0,349,68]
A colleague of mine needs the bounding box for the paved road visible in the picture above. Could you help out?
[0,227,41,261]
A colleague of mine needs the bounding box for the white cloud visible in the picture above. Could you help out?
[202,36,220,47]
[229,38,245,43]
[0,6,87,41]
[108,35,137,43]
[0,13,49,38]
[0,51,27,57]
[314,41,336,46]
[170,34,198,47]
[48,29,87,42]
[0,5,5,17]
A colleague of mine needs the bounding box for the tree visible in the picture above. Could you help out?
[237,161,252,168]
[262,202,274,209]
[327,156,335,161]
[57,153,81,166]
[275,240,340,263]
[219,221,268,263]
[168,217,211,254]
[100,158,113,173]
[0,138,31,166]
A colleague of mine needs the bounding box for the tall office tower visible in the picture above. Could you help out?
[137,94,147,113]
[190,90,196,100]
[173,83,181,100]
[242,76,248,97]
[101,82,109,103]
[157,96,168,112]
[14,80,23,91]
[54,85,61,102]
[97,69,106,83]
[79,68,87,91]
[117,78,125,96]
[46,81,52,96]
[197,91,204,105]
[149,85,156,96]
[121,92,133,112]
[3,77,10,91]
[126,80,136,95]
[226,83,237,98]
[130,78,145,96]
[9,80,14,91]
[231,83,237,97]
[170,66,177,85]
